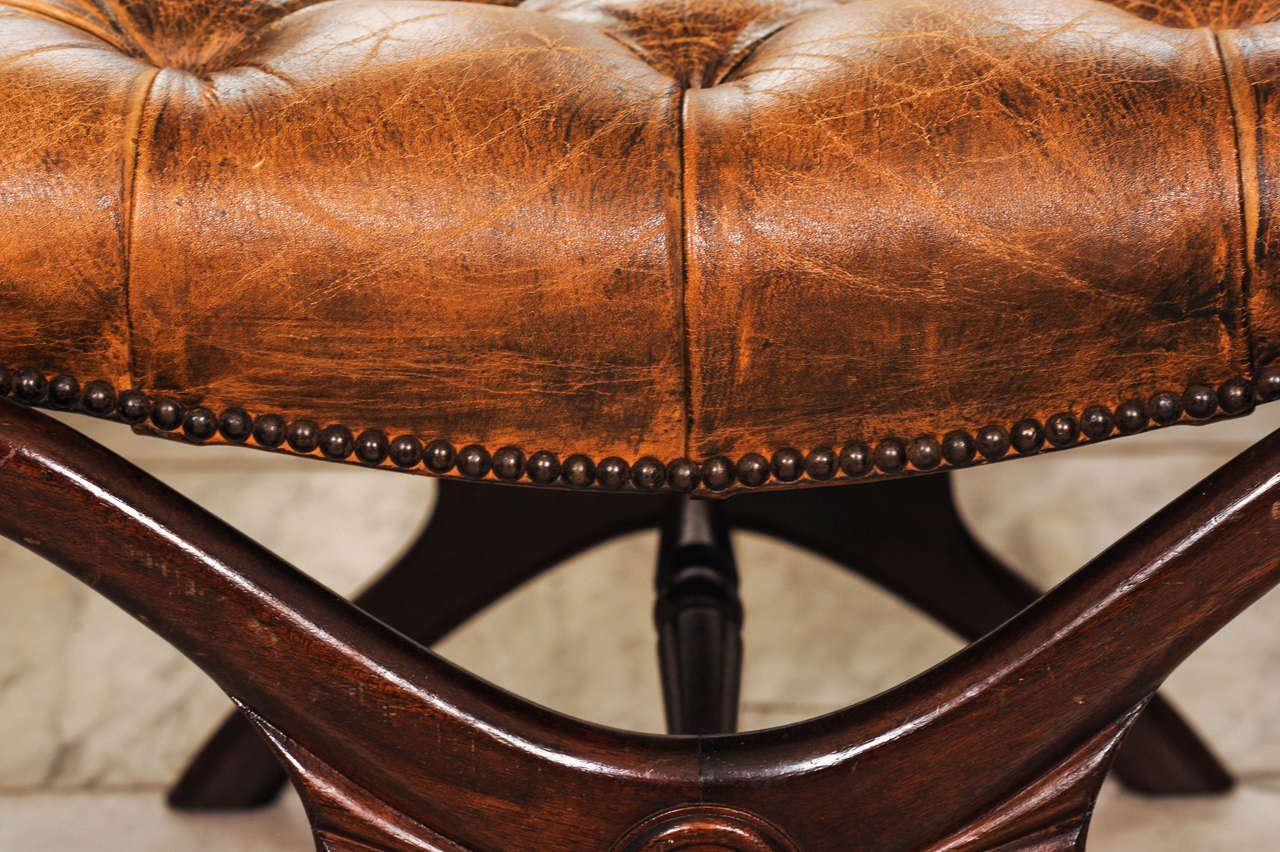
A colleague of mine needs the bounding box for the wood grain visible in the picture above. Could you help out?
[2,397,1278,848]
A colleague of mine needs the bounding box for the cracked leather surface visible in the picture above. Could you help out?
[2,0,1280,476]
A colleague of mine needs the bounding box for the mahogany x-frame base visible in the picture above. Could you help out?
[2,397,1274,850]
[171,466,1231,808]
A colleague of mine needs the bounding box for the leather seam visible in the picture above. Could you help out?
[121,66,162,392]
[678,85,693,461]
[96,0,151,60]
[0,0,128,52]
[711,19,788,85]
[1213,28,1261,379]
[711,6,840,86]
[598,28,662,68]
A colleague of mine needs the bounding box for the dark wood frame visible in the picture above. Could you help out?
[2,396,1273,850]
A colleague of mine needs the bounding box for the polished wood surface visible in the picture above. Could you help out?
[655,496,743,735]
[1,398,1272,849]
[171,480,665,809]
[174,473,1230,810]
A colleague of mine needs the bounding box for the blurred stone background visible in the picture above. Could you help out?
[1,408,1278,849]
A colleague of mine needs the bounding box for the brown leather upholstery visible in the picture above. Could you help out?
[4,0,1280,492]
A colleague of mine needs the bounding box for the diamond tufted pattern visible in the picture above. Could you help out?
[5,0,1280,490]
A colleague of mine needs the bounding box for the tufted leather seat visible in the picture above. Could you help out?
[6,0,1280,492]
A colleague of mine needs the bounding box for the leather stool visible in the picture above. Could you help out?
[3,0,1280,848]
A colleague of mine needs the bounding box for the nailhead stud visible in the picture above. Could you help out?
[1080,405,1113,439]
[457,444,491,478]
[1258,367,1280,402]
[355,429,389,465]
[666,458,699,492]
[976,425,1010,460]
[1044,413,1079,447]
[1218,378,1255,415]
[736,453,771,487]
[389,435,423,468]
[1146,391,1182,426]
[941,430,975,466]
[1182,385,1217,419]
[839,442,872,477]
[219,407,252,442]
[117,389,151,425]
[151,397,185,431]
[562,454,596,487]
[702,455,735,491]
[906,436,942,470]
[597,456,630,490]
[253,413,287,447]
[1010,419,1044,454]
[424,439,457,474]
[873,438,906,473]
[14,365,1273,491]
[493,446,525,481]
[631,456,666,490]
[319,424,354,459]
[286,419,320,453]
[1114,400,1147,434]
[805,446,837,480]
[771,447,804,483]
[182,406,218,442]
[48,375,79,408]
[526,450,561,485]
[81,380,117,417]
[14,368,47,404]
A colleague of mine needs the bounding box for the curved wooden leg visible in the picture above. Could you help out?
[655,496,742,735]
[0,399,695,849]
[169,479,665,809]
[4,397,1278,850]
[703,430,1280,849]
[726,475,1234,796]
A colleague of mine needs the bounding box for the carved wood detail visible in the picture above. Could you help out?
[1,398,1277,850]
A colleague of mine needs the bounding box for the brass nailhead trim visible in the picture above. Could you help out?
[3,365,1278,493]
